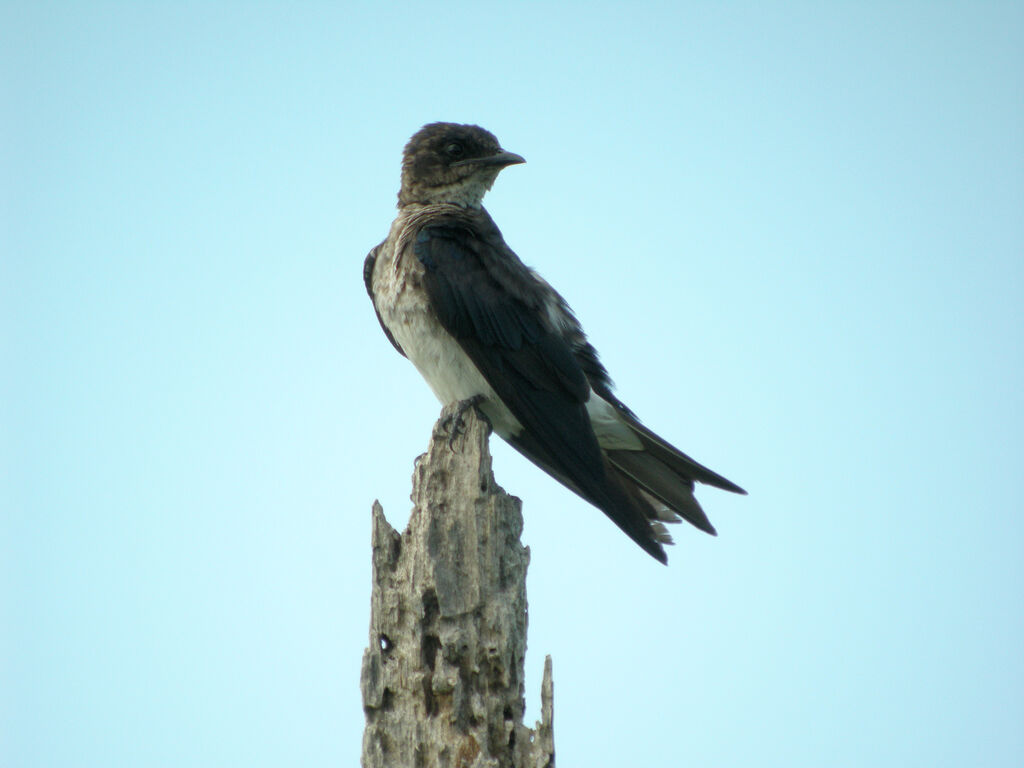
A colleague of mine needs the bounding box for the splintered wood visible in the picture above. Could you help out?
[360,405,554,768]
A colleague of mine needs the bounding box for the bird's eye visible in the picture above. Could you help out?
[444,142,465,159]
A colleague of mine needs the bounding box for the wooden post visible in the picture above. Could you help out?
[360,404,555,768]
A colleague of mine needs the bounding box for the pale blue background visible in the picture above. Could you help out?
[4,2,1023,766]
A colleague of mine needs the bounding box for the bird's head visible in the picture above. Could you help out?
[398,123,525,209]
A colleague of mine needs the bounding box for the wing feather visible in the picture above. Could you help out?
[413,220,666,562]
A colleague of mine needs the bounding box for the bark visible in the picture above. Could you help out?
[360,404,555,768]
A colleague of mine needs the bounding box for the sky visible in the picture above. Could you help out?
[3,1,1023,766]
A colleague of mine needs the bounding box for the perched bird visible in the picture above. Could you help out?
[364,122,745,563]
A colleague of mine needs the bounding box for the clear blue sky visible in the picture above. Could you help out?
[3,2,1022,766]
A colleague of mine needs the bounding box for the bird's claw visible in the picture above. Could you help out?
[441,395,486,451]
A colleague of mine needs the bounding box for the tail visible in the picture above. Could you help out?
[504,410,745,564]
[605,414,746,538]
[505,429,672,563]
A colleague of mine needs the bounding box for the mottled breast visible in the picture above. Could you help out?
[370,206,518,434]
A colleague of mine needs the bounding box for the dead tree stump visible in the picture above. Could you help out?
[360,404,555,768]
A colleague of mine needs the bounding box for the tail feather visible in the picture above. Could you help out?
[506,430,669,563]
[606,449,717,534]
[623,416,747,495]
[504,411,744,563]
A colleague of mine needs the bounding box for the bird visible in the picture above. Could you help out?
[364,122,745,563]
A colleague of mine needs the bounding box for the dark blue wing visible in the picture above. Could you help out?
[414,221,666,561]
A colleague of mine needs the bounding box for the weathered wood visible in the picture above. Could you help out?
[361,404,555,768]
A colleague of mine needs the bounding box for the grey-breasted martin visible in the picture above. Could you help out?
[364,122,745,563]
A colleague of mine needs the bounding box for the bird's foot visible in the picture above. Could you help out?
[441,395,488,451]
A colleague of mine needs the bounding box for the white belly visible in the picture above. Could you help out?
[374,245,523,438]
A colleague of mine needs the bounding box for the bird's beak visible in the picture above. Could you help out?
[453,150,526,168]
